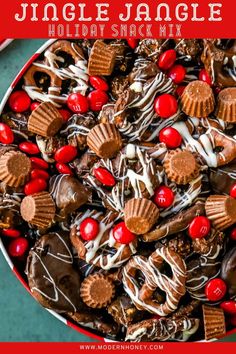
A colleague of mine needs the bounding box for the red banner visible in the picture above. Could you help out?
[0,342,235,354]
[1,0,235,38]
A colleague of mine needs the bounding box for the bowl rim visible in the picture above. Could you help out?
[0,38,236,343]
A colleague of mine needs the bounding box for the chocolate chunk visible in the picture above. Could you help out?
[49,175,90,216]
[111,76,129,100]
[26,232,82,313]
[175,39,203,58]
[221,247,236,298]
[135,39,169,61]
[156,233,192,258]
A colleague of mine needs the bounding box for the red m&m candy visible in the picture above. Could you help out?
[158,49,176,71]
[24,178,47,196]
[230,228,236,241]
[31,169,50,180]
[8,237,29,257]
[58,109,72,122]
[89,76,109,91]
[80,218,100,241]
[93,167,116,187]
[230,184,236,198]
[127,39,139,49]
[112,222,136,244]
[153,186,175,208]
[154,94,178,119]
[205,278,227,301]
[19,141,40,155]
[168,65,186,84]
[199,69,212,86]
[88,90,109,112]
[2,229,21,238]
[220,301,236,315]
[56,163,73,175]
[8,90,31,113]
[67,93,89,113]
[30,157,49,170]
[159,127,182,149]
[30,102,40,111]
[0,123,14,144]
[188,216,211,239]
[54,145,77,164]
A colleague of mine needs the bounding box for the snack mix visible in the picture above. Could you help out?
[2,38,236,342]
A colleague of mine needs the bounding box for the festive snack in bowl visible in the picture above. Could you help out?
[1,38,236,342]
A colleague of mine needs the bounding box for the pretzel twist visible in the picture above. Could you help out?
[123,247,187,316]
[207,128,236,166]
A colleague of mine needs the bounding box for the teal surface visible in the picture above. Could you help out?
[0,39,235,343]
[0,39,95,342]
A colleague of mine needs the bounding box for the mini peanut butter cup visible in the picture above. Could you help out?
[0,150,31,187]
[205,195,236,230]
[80,273,115,308]
[88,40,116,76]
[28,101,63,137]
[124,198,159,235]
[202,305,226,341]
[215,87,236,122]
[87,123,122,158]
[20,192,56,229]
[163,149,200,185]
[181,80,215,118]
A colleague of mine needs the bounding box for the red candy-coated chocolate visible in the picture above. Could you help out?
[220,301,236,315]
[31,169,50,180]
[205,278,227,301]
[93,167,116,187]
[168,65,186,84]
[67,93,89,113]
[30,157,49,170]
[176,85,186,97]
[30,102,40,111]
[80,217,100,241]
[88,90,109,112]
[89,76,109,91]
[127,39,139,49]
[8,90,31,113]
[56,163,73,175]
[230,184,236,198]
[113,222,136,244]
[159,127,182,149]
[188,216,211,239]
[54,145,77,164]
[8,237,29,257]
[199,68,213,86]
[154,94,178,118]
[230,228,236,241]
[1,229,21,238]
[158,49,176,71]
[24,178,47,195]
[58,109,72,122]
[153,185,175,208]
[19,141,40,155]
[0,123,14,144]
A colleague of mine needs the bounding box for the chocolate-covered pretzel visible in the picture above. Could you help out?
[24,63,63,106]
[123,247,186,316]
[201,39,236,87]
